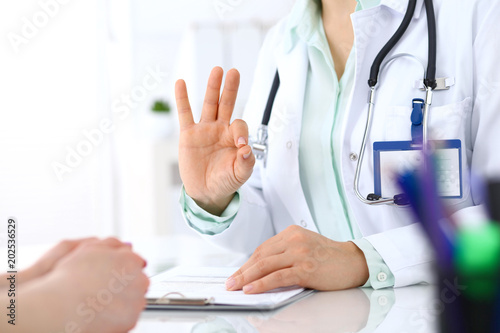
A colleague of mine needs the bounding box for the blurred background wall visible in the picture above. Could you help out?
[0,0,295,273]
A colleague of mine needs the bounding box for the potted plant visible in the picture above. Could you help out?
[147,99,174,138]
[151,100,171,114]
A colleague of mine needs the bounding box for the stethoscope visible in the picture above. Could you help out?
[251,0,437,206]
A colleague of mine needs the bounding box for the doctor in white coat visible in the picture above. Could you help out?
[175,0,500,293]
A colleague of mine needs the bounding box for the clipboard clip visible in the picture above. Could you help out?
[147,292,215,306]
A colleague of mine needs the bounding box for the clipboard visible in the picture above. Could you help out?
[145,267,315,311]
[146,289,315,311]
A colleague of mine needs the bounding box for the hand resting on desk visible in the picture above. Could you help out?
[226,226,369,294]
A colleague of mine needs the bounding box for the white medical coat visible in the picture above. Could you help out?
[197,0,500,287]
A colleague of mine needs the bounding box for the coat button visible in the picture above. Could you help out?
[378,295,388,306]
[349,153,358,161]
[300,220,307,227]
[286,141,292,149]
[377,272,388,282]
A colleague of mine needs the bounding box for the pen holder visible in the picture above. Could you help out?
[439,224,500,333]
[438,270,500,333]
[437,267,465,333]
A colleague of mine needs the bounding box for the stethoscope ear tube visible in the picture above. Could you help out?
[423,0,437,89]
[261,71,280,126]
[368,0,417,87]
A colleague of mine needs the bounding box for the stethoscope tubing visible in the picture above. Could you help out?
[252,0,437,207]
[354,0,437,206]
[354,54,428,206]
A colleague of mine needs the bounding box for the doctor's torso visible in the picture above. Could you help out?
[243,0,488,237]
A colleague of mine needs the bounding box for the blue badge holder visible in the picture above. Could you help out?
[373,140,463,199]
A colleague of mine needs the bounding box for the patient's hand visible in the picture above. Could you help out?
[17,237,99,284]
[0,238,98,288]
[15,238,149,333]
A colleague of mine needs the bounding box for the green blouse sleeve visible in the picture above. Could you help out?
[351,238,395,289]
[179,186,240,235]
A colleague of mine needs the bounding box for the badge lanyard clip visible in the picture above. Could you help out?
[411,98,424,146]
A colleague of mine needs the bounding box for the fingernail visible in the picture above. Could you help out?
[243,284,253,293]
[226,277,235,290]
[243,152,251,160]
[124,242,132,247]
[237,137,246,146]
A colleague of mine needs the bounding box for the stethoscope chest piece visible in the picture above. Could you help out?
[251,70,280,167]
[252,124,269,166]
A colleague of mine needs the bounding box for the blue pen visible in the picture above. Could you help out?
[398,156,464,333]
[421,157,455,268]
[398,157,455,269]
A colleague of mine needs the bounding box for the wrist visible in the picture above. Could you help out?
[190,192,236,216]
[346,241,370,287]
[16,274,65,332]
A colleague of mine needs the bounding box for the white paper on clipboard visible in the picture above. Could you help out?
[146,267,314,310]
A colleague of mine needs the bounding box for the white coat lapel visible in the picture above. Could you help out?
[264,40,318,233]
[381,0,425,18]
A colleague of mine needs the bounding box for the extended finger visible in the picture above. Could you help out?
[227,253,292,291]
[218,68,240,122]
[242,268,301,294]
[175,79,195,130]
[201,67,224,122]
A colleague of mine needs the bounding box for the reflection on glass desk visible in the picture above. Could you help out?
[132,285,438,332]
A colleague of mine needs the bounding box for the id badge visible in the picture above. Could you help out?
[373,140,462,199]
